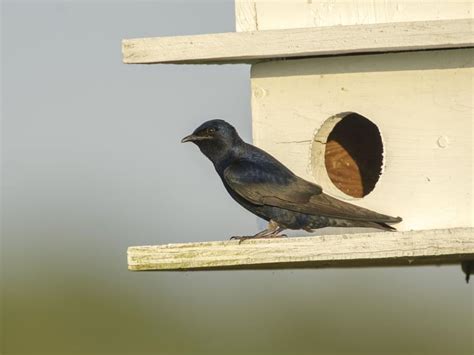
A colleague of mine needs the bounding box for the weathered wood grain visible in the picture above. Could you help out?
[235,0,258,32]
[127,228,474,271]
[122,19,474,64]
[325,139,364,198]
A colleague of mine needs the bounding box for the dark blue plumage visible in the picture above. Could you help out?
[182,119,401,239]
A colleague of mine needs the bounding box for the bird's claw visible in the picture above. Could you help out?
[230,236,249,244]
[230,235,256,245]
[230,234,287,244]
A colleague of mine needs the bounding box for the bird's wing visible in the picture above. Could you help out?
[223,160,401,223]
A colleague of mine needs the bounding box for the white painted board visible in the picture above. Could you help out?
[236,0,473,31]
[122,19,474,64]
[128,228,474,270]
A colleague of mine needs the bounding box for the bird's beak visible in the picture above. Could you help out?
[181,134,211,143]
[181,134,195,143]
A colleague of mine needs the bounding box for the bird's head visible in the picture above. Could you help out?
[181,119,242,164]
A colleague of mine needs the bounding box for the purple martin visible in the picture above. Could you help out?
[182,119,402,241]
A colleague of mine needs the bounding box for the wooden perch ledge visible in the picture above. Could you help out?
[128,227,473,271]
[122,19,474,64]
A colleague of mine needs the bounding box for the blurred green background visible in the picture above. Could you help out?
[1,1,472,354]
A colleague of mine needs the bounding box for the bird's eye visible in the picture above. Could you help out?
[207,128,216,134]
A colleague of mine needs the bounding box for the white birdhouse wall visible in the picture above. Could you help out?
[249,48,473,231]
[235,0,472,32]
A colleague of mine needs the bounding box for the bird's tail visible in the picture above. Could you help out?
[366,221,398,231]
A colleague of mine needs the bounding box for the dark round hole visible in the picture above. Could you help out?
[324,113,383,198]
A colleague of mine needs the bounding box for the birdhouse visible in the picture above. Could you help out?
[123,1,474,273]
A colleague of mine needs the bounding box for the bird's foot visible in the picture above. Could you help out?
[230,235,253,243]
[231,221,287,243]
[230,234,287,244]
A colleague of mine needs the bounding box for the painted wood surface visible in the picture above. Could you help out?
[128,228,474,271]
[250,48,473,231]
[235,0,472,31]
[122,19,474,64]
[235,0,258,32]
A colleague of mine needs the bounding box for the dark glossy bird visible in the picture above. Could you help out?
[182,119,402,241]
